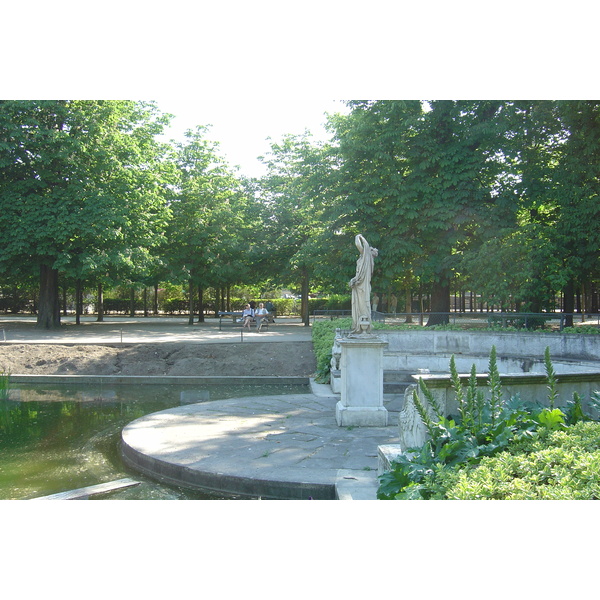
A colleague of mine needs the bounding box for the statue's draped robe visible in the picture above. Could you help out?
[350,235,374,334]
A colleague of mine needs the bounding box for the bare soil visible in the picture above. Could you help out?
[0,342,317,377]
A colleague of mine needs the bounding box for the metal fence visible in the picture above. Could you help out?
[311,310,600,331]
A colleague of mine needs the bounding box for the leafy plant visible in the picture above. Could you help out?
[544,346,559,409]
[566,391,587,425]
[441,421,600,500]
[488,345,503,427]
[564,390,600,425]
[311,318,352,383]
[537,407,566,430]
[561,326,600,335]
[378,347,540,499]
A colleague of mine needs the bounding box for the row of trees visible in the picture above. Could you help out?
[0,101,266,327]
[259,100,600,326]
[1,100,599,328]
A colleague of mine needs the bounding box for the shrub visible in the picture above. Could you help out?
[103,298,131,314]
[561,325,600,335]
[311,318,352,383]
[323,294,351,310]
[271,298,295,315]
[163,299,189,314]
[440,421,600,500]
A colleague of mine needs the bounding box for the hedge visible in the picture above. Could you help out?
[439,421,600,500]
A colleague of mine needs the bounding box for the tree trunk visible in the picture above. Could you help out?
[143,287,149,317]
[62,285,68,316]
[188,280,195,325]
[301,267,310,326]
[426,279,450,326]
[97,283,104,322]
[198,287,204,323]
[404,289,412,323]
[36,264,61,329]
[562,278,575,328]
[75,279,82,325]
[153,284,159,315]
[129,287,135,317]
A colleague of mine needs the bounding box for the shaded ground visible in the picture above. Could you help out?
[0,342,317,377]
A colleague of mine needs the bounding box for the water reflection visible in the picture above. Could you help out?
[0,383,308,500]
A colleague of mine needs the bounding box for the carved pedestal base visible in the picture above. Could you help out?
[335,403,388,427]
[335,335,388,427]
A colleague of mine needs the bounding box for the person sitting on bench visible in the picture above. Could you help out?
[255,303,269,332]
[242,304,255,329]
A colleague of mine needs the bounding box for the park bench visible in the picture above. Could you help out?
[217,311,272,331]
[487,312,562,330]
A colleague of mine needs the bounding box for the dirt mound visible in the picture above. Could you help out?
[0,341,317,377]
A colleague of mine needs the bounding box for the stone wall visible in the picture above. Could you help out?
[331,330,600,394]
[379,329,600,362]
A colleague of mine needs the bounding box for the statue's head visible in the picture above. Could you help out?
[371,247,379,257]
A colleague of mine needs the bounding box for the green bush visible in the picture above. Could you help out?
[378,347,543,499]
[440,421,600,499]
[311,318,352,383]
[561,325,600,335]
[163,299,189,314]
[103,298,134,313]
[268,298,295,315]
[323,294,351,310]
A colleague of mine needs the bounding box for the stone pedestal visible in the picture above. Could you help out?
[336,335,388,427]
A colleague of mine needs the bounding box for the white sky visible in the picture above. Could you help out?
[155,97,350,178]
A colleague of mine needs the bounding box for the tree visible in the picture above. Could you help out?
[459,101,600,318]
[553,101,600,322]
[0,100,173,328]
[327,101,505,324]
[166,126,253,323]
[257,132,336,325]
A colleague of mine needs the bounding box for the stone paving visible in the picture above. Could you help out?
[121,380,402,499]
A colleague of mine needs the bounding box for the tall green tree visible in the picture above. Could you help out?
[328,100,505,324]
[553,101,600,321]
[0,100,173,328]
[460,101,600,318]
[167,126,253,323]
[258,132,336,325]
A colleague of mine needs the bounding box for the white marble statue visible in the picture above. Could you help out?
[349,234,378,336]
[330,328,343,371]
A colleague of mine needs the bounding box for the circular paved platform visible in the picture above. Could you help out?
[121,384,402,500]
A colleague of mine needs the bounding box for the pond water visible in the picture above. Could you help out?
[0,382,309,500]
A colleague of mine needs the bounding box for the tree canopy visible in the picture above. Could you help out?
[0,100,173,327]
[1,99,599,324]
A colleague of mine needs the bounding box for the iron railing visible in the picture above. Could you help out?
[311,310,600,331]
